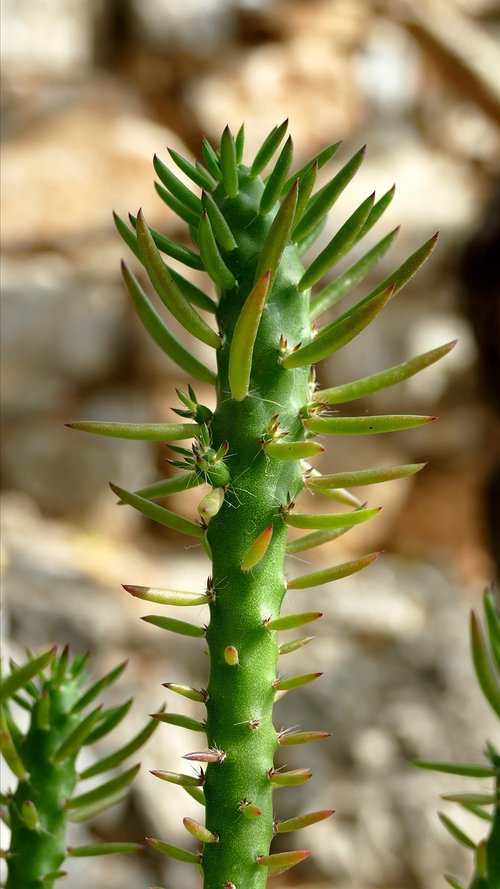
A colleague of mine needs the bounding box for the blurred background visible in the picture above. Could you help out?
[1,1,499,887]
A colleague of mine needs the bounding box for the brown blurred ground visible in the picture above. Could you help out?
[1,1,499,888]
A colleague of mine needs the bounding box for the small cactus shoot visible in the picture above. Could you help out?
[68,123,455,887]
[0,648,157,889]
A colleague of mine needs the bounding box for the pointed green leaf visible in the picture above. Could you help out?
[136,210,220,348]
[123,585,212,606]
[229,271,271,401]
[53,706,103,762]
[287,551,381,589]
[21,800,40,831]
[259,135,294,216]
[257,850,310,870]
[152,712,205,732]
[53,644,70,685]
[183,816,218,843]
[250,120,288,177]
[310,227,399,319]
[283,285,393,368]
[219,126,238,197]
[279,729,331,745]
[202,191,237,251]
[80,710,163,779]
[67,421,200,442]
[254,178,299,289]
[315,340,457,404]
[308,463,426,490]
[168,147,217,190]
[286,523,354,554]
[151,770,204,787]
[154,180,200,227]
[71,661,127,713]
[121,472,201,504]
[279,635,315,655]
[444,877,466,889]
[438,812,476,849]
[185,784,206,806]
[121,263,216,384]
[298,192,375,291]
[235,123,245,163]
[146,837,199,863]
[304,414,436,435]
[412,760,496,778]
[202,139,221,181]
[274,672,322,691]
[0,726,28,780]
[198,210,236,290]
[241,524,273,571]
[267,611,322,631]
[110,482,204,539]
[297,215,328,258]
[67,763,140,809]
[293,160,318,227]
[471,609,500,718]
[141,614,205,637]
[168,267,216,313]
[353,231,440,312]
[483,589,500,670]
[128,213,204,270]
[276,809,334,832]
[153,154,202,216]
[113,211,141,259]
[84,699,133,745]
[270,768,312,786]
[356,184,395,241]
[0,647,55,703]
[68,790,128,823]
[163,683,207,703]
[69,842,143,857]
[442,793,498,805]
[264,439,324,461]
[284,506,379,529]
[282,140,342,193]
[292,145,366,243]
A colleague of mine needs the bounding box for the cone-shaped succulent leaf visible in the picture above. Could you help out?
[84,698,133,744]
[153,153,202,216]
[298,192,375,291]
[259,135,294,216]
[126,472,201,503]
[155,179,200,227]
[241,524,273,571]
[285,524,354,554]
[264,440,324,460]
[270,768,313,786]
[163,683,208,703]
[274,672,322,691]
[151,770,204,787]
[219,126,238,198]
[470,609,500,718]
[183,817,218,843]
[136,209,220,348]
[67,763,140,809]
[146,837,200,863]
[256,850,311,869]
[412,761,496,778]
[438,813,477,849]
[0,647,55,703]
[282,140,342,193]
[123,584,213,606]
[310,227,399,319]
[128,212,204,269]
[250,119,288,177]
[254,179,298,287]
[292,145,366,243]
[52,705,103,762]
[198,210,237,290]
[283,506,379,529]
[168,146,217,190]
[229,271,271,401]
[307,463,426,490]
[67,420,200,441]
[80,711,162,779]
[235,124,245,163]
[304,414,436,435]
[202,191,237,251]
[152,713,206,732]
[110,482,204,538]
[266,611,322,631]
[68,843,143,857]
[287,552,382,589]
[283,285,393,368]
[141,615,205,637]
[278,636,315,655]
[276,809,334,832]
[120,262,216,383]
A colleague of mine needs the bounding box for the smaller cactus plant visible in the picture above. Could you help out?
[414,589,500,889]
[0,646,159,889]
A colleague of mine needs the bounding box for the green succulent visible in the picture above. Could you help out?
[414,589,500,889]
[1,646,159,888]
[68,121,455,887]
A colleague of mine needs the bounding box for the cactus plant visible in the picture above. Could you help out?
[414,589,500,889]
[68,122,456,887]
[0,646,159,888]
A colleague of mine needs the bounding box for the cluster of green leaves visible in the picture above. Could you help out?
[0,646,159,889]
[414,590,500,889]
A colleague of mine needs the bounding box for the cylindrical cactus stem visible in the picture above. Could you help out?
[200,162,311,887]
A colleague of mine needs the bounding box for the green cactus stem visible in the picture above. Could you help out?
[69,122,454,887]
[0,647,158,889]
